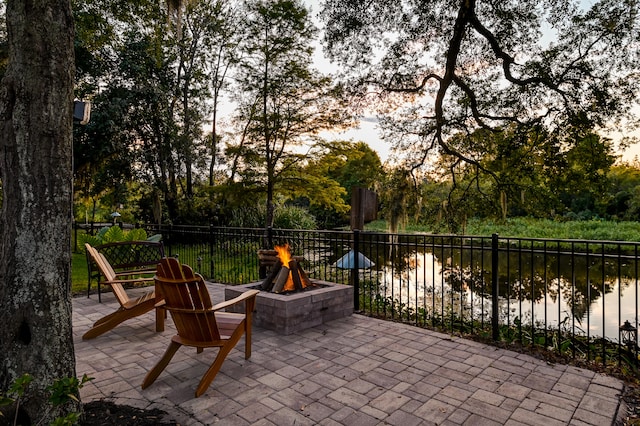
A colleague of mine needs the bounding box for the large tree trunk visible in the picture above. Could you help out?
[0,0,78,424]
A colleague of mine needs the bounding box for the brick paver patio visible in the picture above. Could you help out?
[74,283,627,425]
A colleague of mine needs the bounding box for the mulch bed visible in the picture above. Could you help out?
[80,401,177,426]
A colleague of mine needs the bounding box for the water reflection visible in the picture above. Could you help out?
[373,249,639,343]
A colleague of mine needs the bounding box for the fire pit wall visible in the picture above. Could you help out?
[224,280,353,335]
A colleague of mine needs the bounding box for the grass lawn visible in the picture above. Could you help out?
[72,252,89,295]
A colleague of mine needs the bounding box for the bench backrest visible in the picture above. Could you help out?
[96,240,165,271]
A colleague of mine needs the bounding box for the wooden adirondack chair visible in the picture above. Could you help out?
[142,257,259,397]
[83,244,164,340]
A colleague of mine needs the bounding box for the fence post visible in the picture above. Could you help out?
[353,229,360,311]
[209,224,215,279]
[491,233,499,341]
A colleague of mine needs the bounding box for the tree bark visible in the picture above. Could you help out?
[0,0,78,424]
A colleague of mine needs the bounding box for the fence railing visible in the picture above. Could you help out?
[80,223,640,371]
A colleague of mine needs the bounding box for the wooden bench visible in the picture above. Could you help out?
[87,240,164,302]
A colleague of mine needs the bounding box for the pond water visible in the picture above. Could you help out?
[371,250,639,344]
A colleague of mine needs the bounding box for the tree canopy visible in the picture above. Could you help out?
[321,0,640,175]
[228,0,349,228]
[15,0,640,230]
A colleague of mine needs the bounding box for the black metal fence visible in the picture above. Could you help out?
[81,223,640,370]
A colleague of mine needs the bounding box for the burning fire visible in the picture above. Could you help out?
[274,244,305,292]
[259,244,313,293]
[274,244,295,292]
[275,244,292,265]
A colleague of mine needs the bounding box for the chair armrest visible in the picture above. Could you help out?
[162,291,258,314]
[211,289,260,312]
[102,276,155,285]
[113,268,156,277]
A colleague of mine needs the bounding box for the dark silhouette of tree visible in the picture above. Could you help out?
[321,0,639,186]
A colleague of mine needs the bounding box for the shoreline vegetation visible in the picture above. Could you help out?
[365,217,640,242]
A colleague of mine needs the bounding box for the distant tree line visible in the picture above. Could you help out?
[71,0,363,229]
[389,127,640,233]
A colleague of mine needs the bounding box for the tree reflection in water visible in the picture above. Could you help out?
[371,248,638,344]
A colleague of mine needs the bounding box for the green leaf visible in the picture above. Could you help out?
[102,226,125,243]
[9,374,32,397]
[125,228,148,241]
[0,396,15,407]
[47,376,80,405]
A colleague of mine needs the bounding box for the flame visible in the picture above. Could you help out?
[283,276,295,292]
[274,244,297,292]
[274,244,292,265]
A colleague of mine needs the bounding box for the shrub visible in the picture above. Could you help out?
[0,373,92,426]
[228,204,317,229]
[273,205,316,229]
[78,225,160,251]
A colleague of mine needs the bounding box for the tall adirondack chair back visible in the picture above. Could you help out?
[154,257,221,342]
[85,243,130,307]
[143,257,259,397]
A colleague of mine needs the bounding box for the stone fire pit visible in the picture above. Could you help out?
[224,280,353,335]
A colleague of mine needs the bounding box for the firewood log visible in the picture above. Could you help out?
[298,266,312,288]
[272,266,290,293]
[289,260,304,291]
[261,259,282,291]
